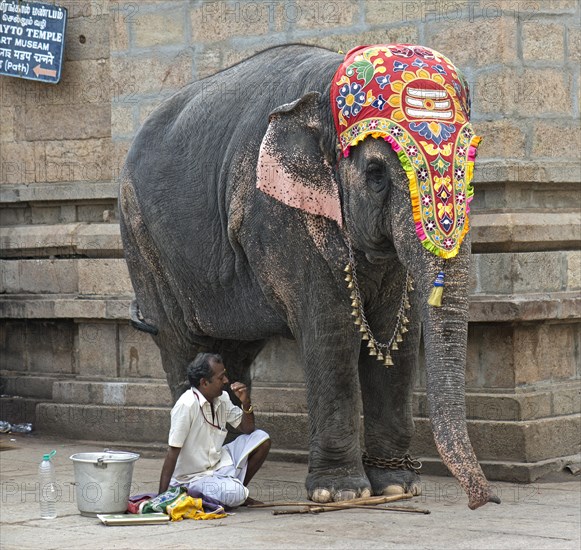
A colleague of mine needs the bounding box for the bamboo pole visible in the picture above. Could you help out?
[273,504,430,515]
[248,493,413,509]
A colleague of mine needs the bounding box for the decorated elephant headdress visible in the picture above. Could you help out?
[257,43,481,262]
[331,44,480,260]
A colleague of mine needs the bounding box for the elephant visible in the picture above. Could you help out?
[119,43,500,509]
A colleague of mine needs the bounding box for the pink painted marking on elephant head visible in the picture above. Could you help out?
[257,136,343,226]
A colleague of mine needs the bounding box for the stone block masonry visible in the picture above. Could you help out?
[0,0,579,481]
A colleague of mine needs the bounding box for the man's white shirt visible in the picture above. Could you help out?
[169,387,243,483]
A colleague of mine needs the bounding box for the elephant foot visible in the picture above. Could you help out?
[306,471,372,503]
[365,466,422,497]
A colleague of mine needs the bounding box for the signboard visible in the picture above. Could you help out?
[0,1,67,83]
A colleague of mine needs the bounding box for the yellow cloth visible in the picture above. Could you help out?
[166,494,227,521]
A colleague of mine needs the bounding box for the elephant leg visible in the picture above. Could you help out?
[160,339,265,405]
[300,319,371,503]
[212,339,266,391]
[358,313,422,497]
[209,339,266,444]
[159,346,194,402]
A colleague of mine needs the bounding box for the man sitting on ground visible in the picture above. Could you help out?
[158,352,271,507]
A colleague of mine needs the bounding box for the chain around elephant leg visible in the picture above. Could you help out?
[363,452,422,496]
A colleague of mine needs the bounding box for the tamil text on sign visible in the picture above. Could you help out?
[0,0,67,83]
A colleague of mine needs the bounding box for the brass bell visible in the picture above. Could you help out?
[347,281,355,289]
[377,352,384,361]
[396,333,403,343]
[402,316,409,325]
[384,354,394,366]
[367,340,375,349]
[368,347,377,357]
[344,264,352,273]
[351,299,359,308]
[354,316,362,326]
[351,308,359,317]
[361,333,370,341]
[359,325,367,333]
[391,341,399,351]
[404,298,411,309]
[345,274,353,283]
[350,291,357,300]
[400,326,409,334]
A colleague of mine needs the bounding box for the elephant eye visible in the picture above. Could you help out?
[366,162,387,192]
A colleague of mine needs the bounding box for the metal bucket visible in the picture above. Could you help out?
[70,450,140,516]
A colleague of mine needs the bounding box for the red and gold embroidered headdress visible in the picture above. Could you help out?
[331,44,481,259]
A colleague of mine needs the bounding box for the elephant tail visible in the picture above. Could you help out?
[130,300,159,335]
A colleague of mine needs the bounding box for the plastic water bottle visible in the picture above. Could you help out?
[39,450,57,519]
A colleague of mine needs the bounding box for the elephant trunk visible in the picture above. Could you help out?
[417,255,500,510]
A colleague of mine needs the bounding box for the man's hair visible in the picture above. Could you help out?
[187,352,223,388]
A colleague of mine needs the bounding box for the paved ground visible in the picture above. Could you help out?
[1,433,580,550]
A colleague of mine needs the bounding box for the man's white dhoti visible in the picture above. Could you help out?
[170,429,269,507]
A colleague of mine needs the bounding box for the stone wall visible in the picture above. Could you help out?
[1,0,579,481]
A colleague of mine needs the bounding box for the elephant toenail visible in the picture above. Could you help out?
[383,485,405,496]
[311,488,332,503]
[411,484,422,496]
[334,490,357,502]
[360,488,372,499]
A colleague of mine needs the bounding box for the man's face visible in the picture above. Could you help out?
[202,360,229,399]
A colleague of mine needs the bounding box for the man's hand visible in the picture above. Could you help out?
[230,382,250,408]
[231,382,255,434]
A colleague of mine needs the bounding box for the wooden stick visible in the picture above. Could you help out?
[307,493,413,511]
[309,504,429,514]
[273,504,430,516]
[249,493,413,509]
[273,507,312,515]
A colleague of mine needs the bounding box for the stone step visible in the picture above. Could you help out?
[23,376,581,422]
[36,403,171,444]
[0,182,118,203]
[5,372,580,422]
[34,403,310,450]
[0,295,132,320]
[254,382,581,423]
[28,432,574,484]
[1,210,579,258]
[410,416,581,464]
[1,291,578,322]
[474,160,581,185]
[387,454,581,484]
[470,211,580,252]
[33,402,580,484]
[414,383,581,421]
[1,259,132,295]
[2,253,580,300]
[0,223,123,258]
[34,401,581,465]
[266,450,580,483]
[50,380,309,411]
[52,380,171,407]
[1,374,62,399]
[0,396,41,424]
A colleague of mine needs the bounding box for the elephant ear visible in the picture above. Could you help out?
[256,92,343,226]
